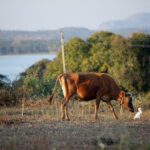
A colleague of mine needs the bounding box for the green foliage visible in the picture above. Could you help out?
[11,31,150,100]
[109,35,140,92]
[15,59,54,98]
[129,33,150,92]
[85,32,114,72]
[0,74,10,89]
[0,74,19,106]
[63,37,88,72]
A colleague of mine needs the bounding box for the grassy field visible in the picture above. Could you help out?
[0,97,150,150]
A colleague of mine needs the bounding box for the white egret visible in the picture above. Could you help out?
[134,107,142,120]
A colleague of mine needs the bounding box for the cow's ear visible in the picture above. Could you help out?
[120,91,125,98]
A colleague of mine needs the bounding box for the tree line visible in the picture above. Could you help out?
[0,39,60,54]
[0,28,93,54]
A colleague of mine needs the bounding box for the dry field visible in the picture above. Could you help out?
[0,98,150,150]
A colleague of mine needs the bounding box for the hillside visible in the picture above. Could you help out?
[0,27,94,55]
[99,13,150,36]
[1,13,150,54]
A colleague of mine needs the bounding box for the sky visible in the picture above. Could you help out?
[0,0,150,31]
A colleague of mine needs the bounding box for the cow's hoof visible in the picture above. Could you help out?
[66,118,70,121]
[93,117,99,122]
[92,120,97,123]
[61,116,65,121]
[94,116,99,120]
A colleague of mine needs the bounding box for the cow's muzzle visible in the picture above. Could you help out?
[130,108,134,113]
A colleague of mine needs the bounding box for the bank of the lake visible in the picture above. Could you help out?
[0,53,56,81]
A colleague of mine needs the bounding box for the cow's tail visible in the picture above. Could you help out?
[48,74,64,104]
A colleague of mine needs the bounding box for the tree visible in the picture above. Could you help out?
[84,31,114,72]
[110,35,141,92]
[87,31,113,49]
[129,33,150,92]
[57,37,88,72]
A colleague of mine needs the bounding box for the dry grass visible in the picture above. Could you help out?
[0,97,150,150]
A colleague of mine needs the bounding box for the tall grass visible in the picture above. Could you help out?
[0,94,150,150]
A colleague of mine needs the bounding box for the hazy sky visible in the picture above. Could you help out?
[0,0,149,30]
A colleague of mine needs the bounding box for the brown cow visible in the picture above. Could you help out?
[49,73,134,120]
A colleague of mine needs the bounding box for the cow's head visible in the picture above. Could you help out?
[118,91,134,112]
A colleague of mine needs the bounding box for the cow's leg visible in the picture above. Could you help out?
[61,99,69,120]
[94,98,101,120]
[61,95,72,121]
[106,102,118,119]
[65,106,70,121]
[61,99,66,120]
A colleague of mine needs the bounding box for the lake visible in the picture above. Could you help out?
[0,54,56,81]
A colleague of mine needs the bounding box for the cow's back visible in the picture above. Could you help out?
[60,73,121,100]
[75,73,121,100]
[74,73,105,100]
[98,73,121,98]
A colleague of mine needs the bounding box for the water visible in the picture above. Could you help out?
[0,54,56,81]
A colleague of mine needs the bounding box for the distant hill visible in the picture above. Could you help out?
[1,13,150,55]
[99,13,150,36]
[0,27,94,55]
[0,27,94,41]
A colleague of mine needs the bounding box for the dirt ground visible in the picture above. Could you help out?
[0,100,150,150]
